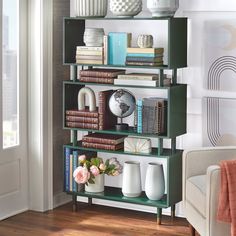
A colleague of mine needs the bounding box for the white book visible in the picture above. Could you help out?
[117,73,167,81]
[114,78,171,87]
[103,35,108,65]
[76,46,103,51]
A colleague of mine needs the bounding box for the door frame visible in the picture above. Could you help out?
[28,0,53,211]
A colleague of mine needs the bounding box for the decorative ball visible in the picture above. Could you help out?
[109,89,136,118]
[137,35,153,48]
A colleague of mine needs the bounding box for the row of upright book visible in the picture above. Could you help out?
[136,97,167,134]
[76,32,164,67]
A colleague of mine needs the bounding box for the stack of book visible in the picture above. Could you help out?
[79,68,126,84]
[76,46,103,65]
[136,97,167,134]
[126,48,164,67]
[114,73,171,87]
[82,133,127,151]
[65,107,99,130]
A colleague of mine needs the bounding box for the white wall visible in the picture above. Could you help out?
[69,0,236,217]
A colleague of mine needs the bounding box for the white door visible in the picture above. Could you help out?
[0,0,28,219]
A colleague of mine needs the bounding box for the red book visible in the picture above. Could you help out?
[79,77,114,84]
[66,107,99,118]
[79,68,125,78]
[66,122,98,130]
[82,142,124,151]
[66,115,98,124]
[82,133,127,145]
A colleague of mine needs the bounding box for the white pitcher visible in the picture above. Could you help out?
[122,161,142,197]
[145,162,165,200]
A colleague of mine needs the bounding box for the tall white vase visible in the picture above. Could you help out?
[145,162,165,200]
[85,174,104,193]
[122,161,142,197]
[147,0,179,17]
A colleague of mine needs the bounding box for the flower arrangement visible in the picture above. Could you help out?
[73,155,122,185]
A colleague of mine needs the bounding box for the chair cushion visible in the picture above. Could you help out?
[186,175,207,217]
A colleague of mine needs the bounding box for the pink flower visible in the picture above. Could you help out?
[99,163,106,171]
[90,165,100,176]
[79,155,86,163]
[73,166,90,184]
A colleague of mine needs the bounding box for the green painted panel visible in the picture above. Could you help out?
[63,18,85,64]
[167,84,187,138]
[168,18,187,68]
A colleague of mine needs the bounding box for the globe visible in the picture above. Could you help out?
[109,89,136,118]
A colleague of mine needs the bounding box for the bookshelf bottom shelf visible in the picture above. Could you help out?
[65,186,178,224]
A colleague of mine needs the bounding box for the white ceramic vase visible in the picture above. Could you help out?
[110,0,142,18]
[122,161,142,197]
[137,35,153,48]
[145,162,165,200]
[83,28,105,47]
[147,0,179,17]
[85,174,105,193]
[75,0,108,17]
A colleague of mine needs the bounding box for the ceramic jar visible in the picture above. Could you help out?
[145,162,165,200]
[83,28,105,47]
[137,35,153,48]
[122,161,142,197]
[85,174,105,193]
[75,0,108,17]
[147,0,179,17]
[110,0,142,18]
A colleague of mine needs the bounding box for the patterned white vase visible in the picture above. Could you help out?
[110,0,142,17]
[147,0,179,17]
[83,28,105,46]
[145,162,165,200]
[137,35,153,48]
[75,0,108,17]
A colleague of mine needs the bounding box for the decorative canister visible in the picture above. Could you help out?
[147,0,179,17]
[137,35,153,48]
[145,162,165,200]
[110,0,142,18]
[122,161,142,197]
[75,0,108,17]
[83,28,105,47]
[85,174,105,193]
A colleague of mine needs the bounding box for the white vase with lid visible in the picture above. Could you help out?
[147,0,179,17]
[122,161,142,197]
[145,162,165,200]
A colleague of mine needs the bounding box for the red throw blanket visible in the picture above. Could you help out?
[217,159,236,236]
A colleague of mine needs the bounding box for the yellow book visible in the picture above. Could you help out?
[76,59,103,65]
[127,47,164,54]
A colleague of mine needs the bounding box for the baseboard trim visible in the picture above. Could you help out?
[53,192,71,209]
[0,208,29,221]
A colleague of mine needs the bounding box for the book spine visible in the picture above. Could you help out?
[79,70,123,78]
[126,61,163,66]
[76,51,103,56]
[82,137,116,145]
[103,35,108,65]
[65,147,71,191]
[117,75,158,80]
[66,115,98,124]
[127,47,164,54]
[82,142,123,151]
[137,99,143,133]
[114,79,157,87]
[66,122,99,130]
[76,46,103,51]
[76,59,103,65]
[126,56,163,63]
[79,77,114,84]
[126,53,163,58]
[69,154,73,192]
[72,150,78,192]
[65,110,98,118]
[76,55,103,60]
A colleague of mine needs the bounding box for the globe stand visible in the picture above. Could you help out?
[116,118,129,131]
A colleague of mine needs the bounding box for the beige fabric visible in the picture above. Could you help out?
[186,175,206,217]
[183,147,236,236]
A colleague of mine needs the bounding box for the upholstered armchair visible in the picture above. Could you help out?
[182,146,236,236]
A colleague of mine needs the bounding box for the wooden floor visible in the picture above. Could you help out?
[0,202,197,236]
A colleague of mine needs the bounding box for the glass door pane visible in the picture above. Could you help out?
[2,0,19,148]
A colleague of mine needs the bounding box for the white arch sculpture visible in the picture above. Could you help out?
[78,87,96,112]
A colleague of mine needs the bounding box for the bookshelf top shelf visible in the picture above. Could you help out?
[64,16,187,21]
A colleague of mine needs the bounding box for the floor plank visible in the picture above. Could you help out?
[0,202,199,236]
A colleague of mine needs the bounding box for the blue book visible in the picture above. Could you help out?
[126,53,162,58]
[65,147,71,191]
[137,99,143,133]
[108,32,132,65]
[72,150,79,192]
